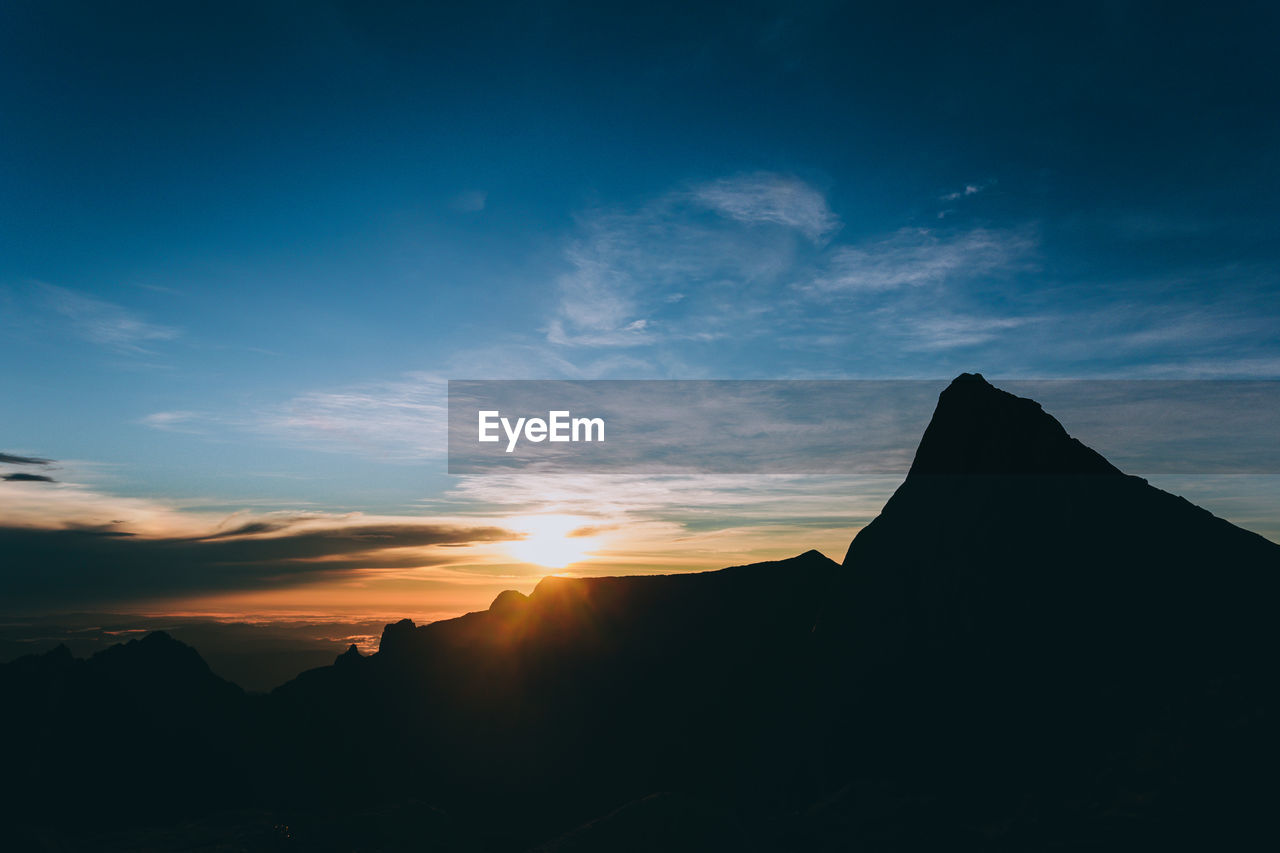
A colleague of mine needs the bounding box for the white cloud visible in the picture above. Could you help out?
[41,284,179,353]
[691,172,839,242]
[941,182,987,201]
[546,177,812,348]
[543,177,1038,357]
[142,373,451,459]
[803,227,1036,294]
[258,372,449,459]
[548,240,654,347]
[900,314,1036,350]
[139,411,202,433]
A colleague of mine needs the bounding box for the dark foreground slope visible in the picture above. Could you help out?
[262,551,839,839]
[2,374,1276,851]
[1,552,840,850]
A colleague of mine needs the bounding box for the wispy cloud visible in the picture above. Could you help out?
[996,295,1280,378]
[140,411,203,433]
[141,374,451,459]
[941,182,987,202]
[548,240,655,348]
[256,372,449,459]
[1,451,58,483]
[41,284,180,353]
[898,314,1036,350]
[3,472,55,483]
[547,175,815,348]
[0,452,53,466]
[803,227,1037,294]
[691,172,840,242]
[543,173,1040,359]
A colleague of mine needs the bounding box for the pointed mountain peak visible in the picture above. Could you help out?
[907,373,1121,477]
[95,630,210,672]
[833,374,1280,657]
[335,643,363,666]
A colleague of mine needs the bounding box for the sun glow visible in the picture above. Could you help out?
[505,515,603,569]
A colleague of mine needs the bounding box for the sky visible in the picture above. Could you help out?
[2,1,1279,644]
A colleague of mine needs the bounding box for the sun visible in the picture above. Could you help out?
[505,515,601,569]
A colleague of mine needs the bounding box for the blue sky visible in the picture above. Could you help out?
[1,1,1278,615]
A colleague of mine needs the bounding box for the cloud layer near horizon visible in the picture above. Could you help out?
[0,519,516,606]
[0,467,524,610]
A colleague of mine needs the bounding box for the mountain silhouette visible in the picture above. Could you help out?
[1,631,248,843]
[263,550,841,844]
[833,373,1277,663]
[818,373,1279,849]
[2,374,1276,851]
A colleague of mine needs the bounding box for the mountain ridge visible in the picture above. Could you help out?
[3,373,1277,850]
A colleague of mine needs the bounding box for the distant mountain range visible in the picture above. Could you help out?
[3,374,1276,851]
